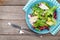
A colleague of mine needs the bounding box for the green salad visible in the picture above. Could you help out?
[28,2,57,31]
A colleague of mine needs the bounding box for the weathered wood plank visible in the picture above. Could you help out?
[0,0,60,6]
[0,6,37,35]
[0,6,25,20]
[0,0,28,6]
[0,19,28,34]
[22,36,60,40]
[0,36,22,40]
[0,19,36,35]
[0,36,59,40]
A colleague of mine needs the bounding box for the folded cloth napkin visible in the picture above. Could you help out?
[23,0,60,35]
[23,0,37,13]
[50,23,60,35]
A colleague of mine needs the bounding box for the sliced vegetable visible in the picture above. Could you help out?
[53,11,57,19]
[46,21,54,26]
[39,3,49,10]
[29,16,38,24]
[40,26,49,30]
[28,2,57,31]
[35,28,40,31]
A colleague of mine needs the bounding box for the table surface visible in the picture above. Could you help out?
[0,0,60,40]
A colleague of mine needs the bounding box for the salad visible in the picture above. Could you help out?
[28,2,57,31]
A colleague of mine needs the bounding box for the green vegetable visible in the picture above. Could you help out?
[45,6,57,19]
[32,4,43,16]
[35,28,40,31]
[33,19,48,27]
[30,2,57,30]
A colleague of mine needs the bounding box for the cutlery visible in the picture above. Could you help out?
[8,22,24,34]
[8,22,43,37]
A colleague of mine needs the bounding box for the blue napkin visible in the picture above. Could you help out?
[50,23,60,35]
[23,0,37,13]
[23,0,60,35]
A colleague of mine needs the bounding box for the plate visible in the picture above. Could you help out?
[23,0,60,34]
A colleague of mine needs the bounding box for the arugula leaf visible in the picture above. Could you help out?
[32,4,44,16]
[45,6,57,19]
[33,19,47,27]
[35,28,40,31]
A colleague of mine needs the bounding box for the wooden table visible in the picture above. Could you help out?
[0,0,60,40]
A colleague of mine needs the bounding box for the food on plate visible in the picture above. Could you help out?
[28,2,57,31]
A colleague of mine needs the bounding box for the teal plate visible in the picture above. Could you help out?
[23,0,60,34]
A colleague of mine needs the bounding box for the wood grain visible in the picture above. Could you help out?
[0,6,25,20]
[0,6,35,35]
[0,36,59,40]
[0,19,36,35]
[0,19,29,34]
[0,36,22,40]
[0,0,28,6]
[22,36,60,40]
[0,0,59,6]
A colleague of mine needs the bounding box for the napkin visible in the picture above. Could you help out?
[23,0,37,13]
[50,23,60,35]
